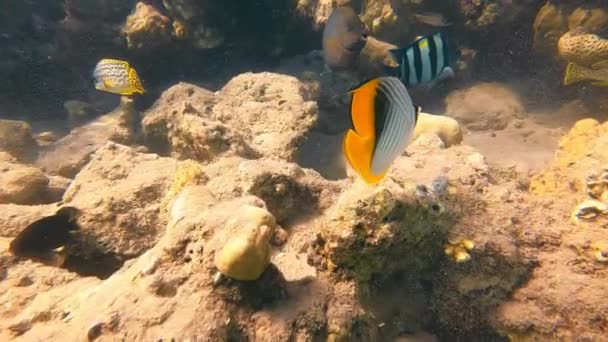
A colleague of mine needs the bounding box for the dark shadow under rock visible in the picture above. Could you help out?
[214,263,288,311]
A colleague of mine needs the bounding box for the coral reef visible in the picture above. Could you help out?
[3,1,608,340]
[122,2,171,52]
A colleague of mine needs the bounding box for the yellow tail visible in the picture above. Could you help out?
[563,62,590,86]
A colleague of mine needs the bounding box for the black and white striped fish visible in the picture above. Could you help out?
[387,32,460,89]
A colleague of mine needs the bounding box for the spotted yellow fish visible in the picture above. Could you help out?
[563,60,608,87]
[93,58,145,95]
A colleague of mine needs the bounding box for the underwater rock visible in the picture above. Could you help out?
[214,72,319,162]
[142,83,254,162]
[167,113,255,163]
[122,2,172,52]
[0,161,50,205]
[46,175,72,202]
[0,119,39,163]
[445,82,526,131]
[61,143,178,256]
[530,118,608,197]
[413,113,463,148]
[236,159,341,224]
[213,205,276,281]
[142,82,218,154]
[36,109,127,178]
[558,29,608,67]
[310,181,453,282]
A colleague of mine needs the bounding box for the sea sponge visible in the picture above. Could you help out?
[444,238,475,263]
[413,113,463,148]
[163,160,208,212]
[558,29,608,67]
[213,205,276,281]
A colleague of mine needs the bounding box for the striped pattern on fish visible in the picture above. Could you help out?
[387,32,458,88]
[342,76,420,184]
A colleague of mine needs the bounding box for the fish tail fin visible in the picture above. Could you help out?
[343,129,384,184]
[128,68,145,94]
[415,12,452,27]
[563,63,590,86]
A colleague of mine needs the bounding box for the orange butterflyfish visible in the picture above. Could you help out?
[342,76,420,184]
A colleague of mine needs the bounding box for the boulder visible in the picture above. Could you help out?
[0,119,38,163]
[0,162,50,205]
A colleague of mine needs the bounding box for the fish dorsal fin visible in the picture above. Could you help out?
[592,60,608,70]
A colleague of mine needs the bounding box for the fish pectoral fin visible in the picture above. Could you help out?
[52,246,65,253]
[591,60,608,70]
[343,129,384,184]
[103,79,115,89]
[591,81,608,86]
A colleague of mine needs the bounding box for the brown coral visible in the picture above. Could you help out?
[123,2,171,51]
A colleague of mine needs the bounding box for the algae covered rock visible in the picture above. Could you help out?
[311,181,453,282]
[214,205,276,281]
[0,119,39,163]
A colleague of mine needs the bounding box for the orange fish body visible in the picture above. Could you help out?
[342,77,419,184]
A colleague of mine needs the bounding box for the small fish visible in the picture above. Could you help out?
[342,76,420,184]
[414,12,453,27]
[387,32,460,89]
[93,58,145,95]
[563,61,608,87]
[322,6,368,71]
[9,207,81,265]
